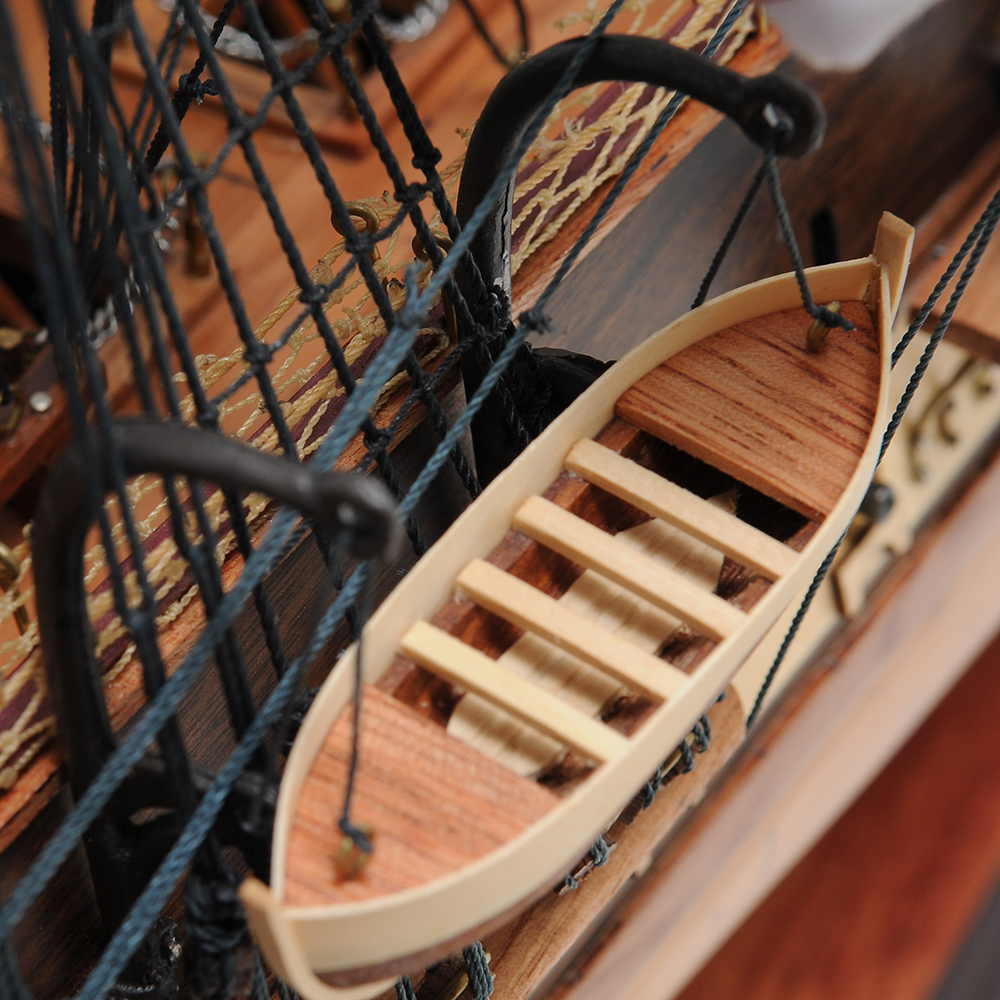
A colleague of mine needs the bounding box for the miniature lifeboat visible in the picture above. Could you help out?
[242,202,914,997]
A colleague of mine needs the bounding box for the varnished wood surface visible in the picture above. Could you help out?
[1,0,996,994]
[379,415,805,739]
[674,628,1000,1000]
[545,0,1000,359]
[910,146,1000,363]
[285,685,558,906]
[481,686,744,1000]
[617,301,879,521]
[548,403,1000,1000]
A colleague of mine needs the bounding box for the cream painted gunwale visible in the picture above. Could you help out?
[242,220,911,1000]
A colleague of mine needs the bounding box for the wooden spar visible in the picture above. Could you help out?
[240,214,912,1000]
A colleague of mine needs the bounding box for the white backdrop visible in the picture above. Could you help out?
[767,0,945,69]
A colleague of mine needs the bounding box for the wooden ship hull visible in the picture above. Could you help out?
[241,212,913,999]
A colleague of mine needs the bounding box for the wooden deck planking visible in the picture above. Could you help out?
[615,301,880,522]
[285,685,559,906]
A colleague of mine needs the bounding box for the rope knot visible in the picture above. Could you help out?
[393,182,429,208]
[365,426,393,459]
[589,836,611,867]
[462,943,495,1000]
[179,73,219,104]
[411,144,442,173]
[194,403,220,428]
[243,340,272,367]
[812,303,854,331]
[299,284,329,307]
[339,817,374,854]
[184,866,246,956]
[183,862,252,1000]
[640,772,661,810]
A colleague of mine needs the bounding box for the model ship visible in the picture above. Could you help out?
[241,211,913,999]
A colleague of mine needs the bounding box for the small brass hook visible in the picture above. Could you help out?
[333,202,403,305]
[806,301,842,353]
[334,822,376,881]
[412,231,459,343]
[0,541,29,635]
[332,201,383,272]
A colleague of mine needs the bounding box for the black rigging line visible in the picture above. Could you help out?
[457,0,531,69]
[746,183,1000,730]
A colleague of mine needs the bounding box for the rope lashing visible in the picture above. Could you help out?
[462,942,495,1000]
[395,976,418,1000]
[177,71,219,104]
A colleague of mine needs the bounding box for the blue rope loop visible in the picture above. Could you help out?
[395,976,418,1000]
[589,835,611,867]
[462,942,495,1000]
[561,835,612,891]
[5,0,998,995]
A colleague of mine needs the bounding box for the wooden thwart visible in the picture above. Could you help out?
[512,495,746,641]
[456,558,689,701]
[565,439,796,580]
[615,301,880,522]
[401,621,630,762]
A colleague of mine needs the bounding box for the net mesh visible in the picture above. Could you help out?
[0,0,754,811]
[0,0,760,996]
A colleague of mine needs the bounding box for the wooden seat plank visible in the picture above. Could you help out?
[456,558,689,701]
[565,439,797,580]
[512,496,746,641]
[285,685,559,906]
[401,622,629,763]
[614,301,880,522]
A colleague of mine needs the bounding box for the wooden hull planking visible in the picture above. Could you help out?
[242,214,914,1000]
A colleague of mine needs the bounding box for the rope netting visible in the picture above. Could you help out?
[0,0,769,997]
[0,0,995,997]
[0,0,753,801]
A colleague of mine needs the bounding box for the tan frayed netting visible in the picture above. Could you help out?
[0,0,756,808]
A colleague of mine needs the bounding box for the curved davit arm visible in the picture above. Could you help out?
[456,33,825,304]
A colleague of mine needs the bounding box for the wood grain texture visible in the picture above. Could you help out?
[545,0,1000,361]
[379,419,652,725]
[510,28,789,312]
[616,301,879,521]
[0,1,989,995]
[0,346,72,510]
[285,685,558,906]
[550,417,1000,1000]
[675,631,1000,1000]
[448,512,727,776]
[381,417,799,732]
[481,686,744,1000]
